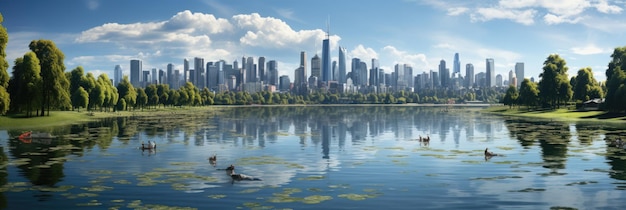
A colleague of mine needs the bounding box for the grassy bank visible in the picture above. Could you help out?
[485,106,626,123]
[0,106,221,130]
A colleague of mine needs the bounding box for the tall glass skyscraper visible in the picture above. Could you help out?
[515,62,524,88]
[486,58,495,87]
[322,36,331,82]
[114,65,123,86]
[130,59,141,87]
[338,46,347,84]
[453,53,460,74]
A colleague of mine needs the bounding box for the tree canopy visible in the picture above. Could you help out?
[29,39,71,115]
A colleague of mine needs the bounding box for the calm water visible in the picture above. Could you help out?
[1,106,626,209]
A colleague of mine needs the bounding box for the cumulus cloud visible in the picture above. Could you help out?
[382,46,430,70]
[349,44,378,62]
[442,0,622,25]
[571,44,609,55]
[470,8,537,25]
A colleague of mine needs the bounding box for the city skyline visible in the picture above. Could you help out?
[2,0,626,83]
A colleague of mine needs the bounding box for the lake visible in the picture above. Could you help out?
[1,106,626,209]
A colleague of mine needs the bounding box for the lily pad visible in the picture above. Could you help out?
[302,195,332,204]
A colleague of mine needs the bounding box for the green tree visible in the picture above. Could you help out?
[136,88,148,110]
[0,13,9,90]
[503,85,519,108]
[68,67,85,110]
[9,52,42,117]
[0,86,8,115]
[72,86,89,112]
[538,54,571,109]
[573,67,603,102]
[604,46,626,112]
[29,40,70,115]
[98,74,117,112]
[116,76,136,111]
[518,78,539,108]
[89,83,105,111]
[145,84,158,108]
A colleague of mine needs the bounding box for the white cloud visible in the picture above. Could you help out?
[543,13,585,24]
[471,8,537,25]
[447,7,469,16]
[595,0,623,13]
[382,46,430,70]
[349,44,378,62]
[570,44,609,55]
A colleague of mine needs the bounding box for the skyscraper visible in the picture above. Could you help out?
[300,51,307,78]
[311,54,321,80]
[338,46,347,84]
[194,57,205,88]
[486,58,495,87]
[322,34,331,82]
[465,63,474,88]
[515,62,524,88]
[167,63,174,87]
[183,59,189,82]
[246,57,255,83]
[130,59,141,87]
[439,59,449,88]
[114,65,123,86]
[267,60,278,86]
[258,57,266,83]
[453,53,461,74]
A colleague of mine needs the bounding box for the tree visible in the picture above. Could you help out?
[502,85,519,108]
[136,88,148,110]
[89,83,105,111]
[68,67,85,110]
[145,84,158,108]
[116,76,136,111]
[98,74,117,112]
[0,13,9,90]
[604,46,626,112]
[538,54,571,109]
[573,67,603,102]
[518,78,539,108]
[29,40,70,115]
[9,52,42,117]
[72,87,89,112]
[0,86,8,115]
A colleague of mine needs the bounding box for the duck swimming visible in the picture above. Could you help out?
[484,148,497,156]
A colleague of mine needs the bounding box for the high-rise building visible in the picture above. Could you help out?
[267,60,278,86]
[279,75,291,91]
[183,59,189,83]
[453,53,461,74]
[151,68,158,84]
[496,74,503,87]
[369,59,379,86]
[486,58,495,87]
[338,46,347,84]
[258,57,266,83]
[167,63,174,87]
[311,54,321,80]
[508,70,516,87]
[439,60,449,88]
[404,64,413,88]
[246,57,255,83]
[322,35,331,82]
[465,63,474,88]
[332,61,337,82]
[300,51,307,79]
[130,59,141,87]
[194,57,205,88]
[114,65,123,86]
[515,62,524,88]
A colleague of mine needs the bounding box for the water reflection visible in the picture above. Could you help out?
[1,106,626,209]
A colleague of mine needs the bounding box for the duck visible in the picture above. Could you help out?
[208,154,217,161]
[484,148,497,156]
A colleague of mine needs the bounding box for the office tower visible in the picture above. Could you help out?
[207,62,219,89]
[267,60,278,86]
[114,65,123,86]
[258,57,266,83]
[439,59,449,88]
[279,75,290,91]
[151,68,157,84]
[338,46,347,83]
[167,63,174,87]
[509,70,516,87]
[130,59,141,87]
[496,74,503,87]
[174,70,181,89]
[194,57,205,88]
[240,56,247,85]
[332,61,337,82]
[453,53,461,74]
[515,62,524,88]
[404,64,413,88]
[352,58,362,85]
[358,61,367,86]
[183,59,189,82]
[246,57,255,83]
[142,70,150,86]
[159,69,165,85]
[322,34,331,82]
[311,54,321,79]
[475,72,486,87]
[465,63,474,88]
[486,58,495,87]
[300,51,307,79]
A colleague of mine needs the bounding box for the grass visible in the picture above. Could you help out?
[0,106,222,130]
[485,106,626,123]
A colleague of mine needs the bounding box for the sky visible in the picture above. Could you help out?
[2,0,626,83]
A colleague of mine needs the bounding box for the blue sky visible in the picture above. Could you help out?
[2,0,626,82]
